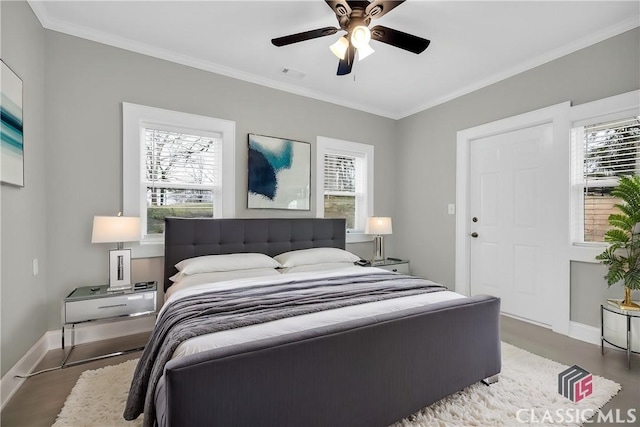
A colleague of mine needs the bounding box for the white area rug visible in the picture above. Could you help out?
[52,343,620,427]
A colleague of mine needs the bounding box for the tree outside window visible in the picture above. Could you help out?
[144,128,220,234]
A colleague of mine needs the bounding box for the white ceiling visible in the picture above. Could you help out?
[29,1,639,119]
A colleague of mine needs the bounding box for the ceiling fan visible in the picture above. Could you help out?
[271,0,430,76]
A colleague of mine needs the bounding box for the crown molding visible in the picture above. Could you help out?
[28,2,639,121]
[398,15,640,119]
[27,1,394,119]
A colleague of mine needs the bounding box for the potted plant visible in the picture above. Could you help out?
[596,175,640,310]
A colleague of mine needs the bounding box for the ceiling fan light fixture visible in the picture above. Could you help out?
[357,43,375,61]
[330,36,349,59]
[350,25,371,49]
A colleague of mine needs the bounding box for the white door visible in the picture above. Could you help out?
[468,123,555,326]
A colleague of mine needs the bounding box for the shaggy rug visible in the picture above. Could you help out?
[52,343,620,427]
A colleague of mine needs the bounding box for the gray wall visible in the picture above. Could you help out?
[42,31,397,329]
[394,28,640,327]
[1,1,48,377]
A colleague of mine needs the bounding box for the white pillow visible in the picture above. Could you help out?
[175,253,281,276]
[166,268,282,299]
[280,262,358,274]
[274,248,360,268]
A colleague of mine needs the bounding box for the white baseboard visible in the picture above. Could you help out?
[0,316,154,410]
[0,332,50,410]
[569,321,601,346]
[568,320,621,351]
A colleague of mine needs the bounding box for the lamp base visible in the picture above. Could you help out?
[372,235,385,262]
[108,249,132,292]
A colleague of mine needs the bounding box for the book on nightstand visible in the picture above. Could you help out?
[607,299,640,311]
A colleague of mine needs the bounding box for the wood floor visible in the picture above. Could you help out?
[2,316,638,427]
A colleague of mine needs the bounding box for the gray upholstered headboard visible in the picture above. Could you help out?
[163,218,347,291]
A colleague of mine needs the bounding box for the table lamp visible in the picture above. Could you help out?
[365,217,392,263]
[92,213,140,292]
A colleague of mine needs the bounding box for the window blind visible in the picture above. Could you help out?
[577,115,640,241]
[583,116,640,186]
[324,153,356,193]
[144,128,222,189]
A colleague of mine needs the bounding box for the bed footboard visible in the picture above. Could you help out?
[154,294,501,427]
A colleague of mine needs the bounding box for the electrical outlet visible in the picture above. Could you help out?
[448,204,456,215]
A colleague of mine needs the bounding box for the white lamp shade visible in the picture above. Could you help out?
[365,217,392,235]
[350,25,371,49]
[92,216,141,243]
[357,43,375,61]
[330,36,349,59]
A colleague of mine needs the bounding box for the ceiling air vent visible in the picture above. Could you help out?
[280,67,306,79]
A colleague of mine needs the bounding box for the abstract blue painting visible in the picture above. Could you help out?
[248,134,310,210]
[1,60,24,187]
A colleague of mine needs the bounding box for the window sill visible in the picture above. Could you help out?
[131,239,164,259]
[569,243,606,263]
[346,233,373,244]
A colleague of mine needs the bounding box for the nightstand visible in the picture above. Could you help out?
[601,303,640,369]
[371,258,410,274]
[61,282,157,367]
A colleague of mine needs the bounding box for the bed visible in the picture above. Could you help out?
[127,217,501,427]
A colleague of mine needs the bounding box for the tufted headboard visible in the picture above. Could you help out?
[163,218,347,291]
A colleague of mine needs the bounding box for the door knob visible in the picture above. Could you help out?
[470,232,479,238]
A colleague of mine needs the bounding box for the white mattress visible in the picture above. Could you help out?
[165,267,465,359]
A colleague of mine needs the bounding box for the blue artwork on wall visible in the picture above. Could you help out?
[1,60,24,187]
[248,134,310,210]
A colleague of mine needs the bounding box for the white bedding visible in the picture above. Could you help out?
[165,267,465,359]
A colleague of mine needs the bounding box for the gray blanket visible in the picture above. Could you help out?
[124,271,446,426]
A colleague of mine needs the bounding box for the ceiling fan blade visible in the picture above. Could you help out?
[365,1,404,20]
[370,25,430,54]
[325,1,351,18]
[271,27,339,47]
[337,42,356,75]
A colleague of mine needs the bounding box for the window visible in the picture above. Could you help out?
[316,136,373,242]
[123,103,235,256]
[570,91,640,246]
[144,127,221,235]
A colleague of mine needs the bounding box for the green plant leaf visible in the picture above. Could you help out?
[604,228,629,244]
[625,269,640,290]
[597,175,640,289]
[607,214,634,231]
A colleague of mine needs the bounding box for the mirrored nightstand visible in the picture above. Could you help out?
[371,258,410,274]
[601,303,640,369]
[61,282,157,367]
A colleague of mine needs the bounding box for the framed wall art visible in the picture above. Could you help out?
[248,134,310,210]
[1,60,24,187]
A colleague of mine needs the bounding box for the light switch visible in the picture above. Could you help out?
[33,258,39,276]
[448,204,456,215]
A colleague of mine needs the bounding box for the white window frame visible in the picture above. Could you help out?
[123,103,235,257]
[316,136,374,243]
[569,90,640,263]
